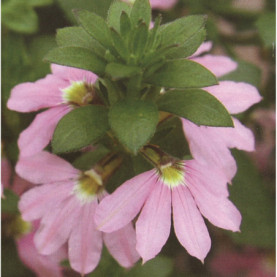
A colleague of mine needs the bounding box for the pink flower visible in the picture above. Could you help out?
[17,151,139,275]
[182,43,262,182]
[7,65,98,157]
[95,158,241,263]
[124,0,178,10]
[2,158,66,277]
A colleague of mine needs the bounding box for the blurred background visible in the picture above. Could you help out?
[2,0,275,276]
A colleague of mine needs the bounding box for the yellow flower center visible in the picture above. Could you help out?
[159,162,185,188]
[5,215,32,238]
[74,169,103,204]
[62,81,94,106]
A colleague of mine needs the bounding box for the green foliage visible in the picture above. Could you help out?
[52,106,109,153]
[109,100,159,153]
[130,0,151,28]
[106,63,141,79]
[229,150,275,248]
[157,89,233,127]
[146,59,218,88]
[2,189,19,214]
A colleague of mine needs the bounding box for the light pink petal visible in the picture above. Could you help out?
[51,64,98,84]
[172,185,211,262]
[185,160,229,197]
[150,0,177,9]
[191,55,237,77]
[95,170,156,233]
[12,175,34,196]
[204,81,262,114]
[104,223,140,268]
[136,181,171,263]
[17,230,64,277]
[16,151,79,184]
[190,41,213,58]
[188,178,241,232]
[182,119,237,182]
[34,196,81,255]
[19,181,74,221]
[7,75,67,112]
[18,105,71,157]
[2,158,12,190]
[68,201,103,275]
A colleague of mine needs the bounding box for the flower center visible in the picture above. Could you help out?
[62,81,94,106]
[74,169,103,204]
[4,215,32,238]
[159,161,185,188]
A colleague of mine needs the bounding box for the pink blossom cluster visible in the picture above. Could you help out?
[5,42,262,275]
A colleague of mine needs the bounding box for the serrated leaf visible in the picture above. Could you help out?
[107,1,132,32]
[56,27,105,57]
[52,106,109,153]
[2,189,19,214]
[44,47,106,75]
[74,9,113,50]
[130,0,151,27]
[106,63,141,79]
[159,15,206,48]
[109,100,159,153]
[2,1,38,34]
[146,59,218,88]
[157,89,233,127]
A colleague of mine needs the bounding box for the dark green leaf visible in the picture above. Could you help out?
[220,60,262,88]
[2,189,19,214]
[120,11,132,38]
[146,15,162,51]
[110,28,129,60]
[130,0,151,27]
[106,63,141,79]
[107,1,132,32]
[229,150,275,248]
[109,100,159,153]
[56,27,105,57]
[74,9,113,50]
[44,47,106,75]
[132,23,148,58]
[52,106,109,153]
[157,89,233,127]
[147,59,218,88]
[2,1,38,34]
[159,15,206,48]
[256,12,275,48]
[27,0,53,7]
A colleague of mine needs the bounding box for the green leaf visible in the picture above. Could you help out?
[130,0,151,27]
[157,89,233,127]
[74,9,113,50]
[151,116,191,159]
[132,22,148,58]
[56,27,105,57]
[110,28,130,60]
[109,100,159,153]
[107,1,132,32]
[120,11,132,38]
[220,60,262,88]
[256,12,275,48]
[229,150,275,248]
[52,106,109,153]
[44,47,106,75]
[159,15,206,48]
[106,63,141,79]
[27,0,53,7]
[2,1,38,34]
[147,59,218,88]
[2,189,19,214]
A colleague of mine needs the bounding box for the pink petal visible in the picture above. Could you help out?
[16,151,79,184]
[182,119,237,182]
[136,181,171,263]
[204,81,262,114]
[104,223,140,268]
[188,178,241,232]
[16,229,64,277]
[190,41,213,58]
[7,75,66,112]
[51,64,98,84]
[95,170,156,233]
[19,181,74,221]
[172,185,211,262]
[149,0,178,9]
[34,196,81,255]
[68,201,103,275]
[18,105,71,157]
[191,55,237,77]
